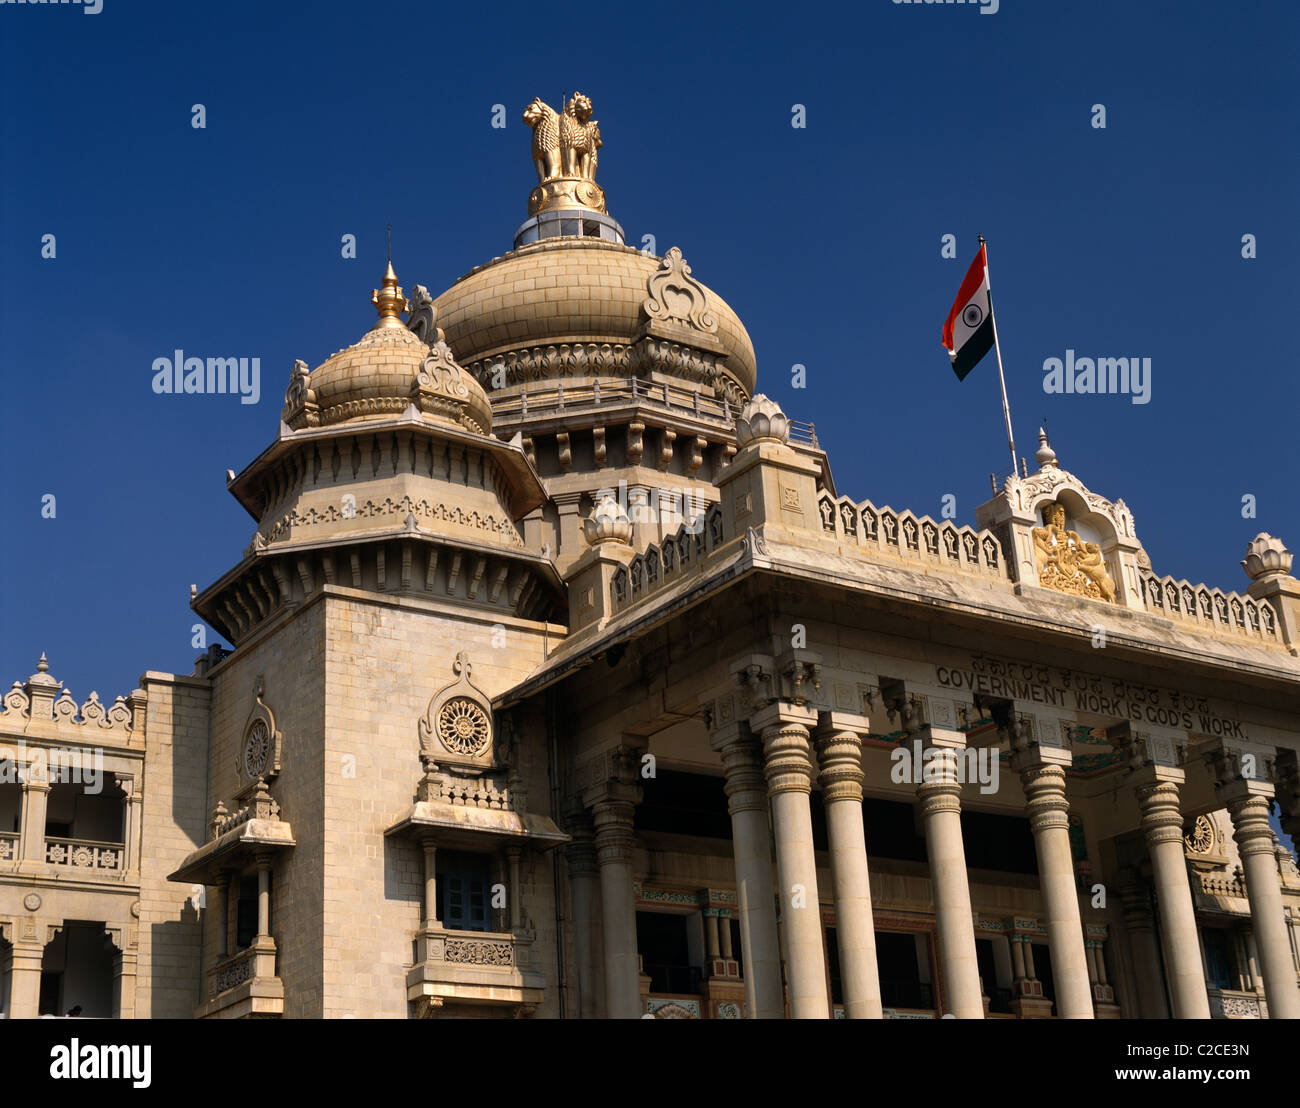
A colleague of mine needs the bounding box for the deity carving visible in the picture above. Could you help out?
[1031,501,1116,602]
[522,93,606,215]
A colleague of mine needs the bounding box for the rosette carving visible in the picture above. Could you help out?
[418,652,496,772]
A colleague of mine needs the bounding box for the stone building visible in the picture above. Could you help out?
[1,94,1298,1020]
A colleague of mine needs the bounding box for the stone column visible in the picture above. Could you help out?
[109,929,138,1020]
[585,763,643,1020]
[0,940,11,1017]
[8,941,44,1018]
[720,915,734,959]
[704,913,721,961]
[18,765,49,865]
[915,726,984,1018]
[1116,871,1169,1018]
[505,847,523,930]
[754,704,828,1019]
[1015,756,1093,1018]
[564,822,601,1019]
[1009,933,1027,986]
[814,719,882,1018]
[1133,772,1210,1018]
[1241,930,1260,991]
[214,871,229,959]
[1223,787,1300,1018]
[711,724,784,1018]
[116,775,143,875]
[256,854,272,939]
[420,840,438,929]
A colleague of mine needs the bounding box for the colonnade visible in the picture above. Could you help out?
[572,701,1300,1020]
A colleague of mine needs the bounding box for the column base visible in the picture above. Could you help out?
[1010,995,1056,1019]
[703,977,747,1019]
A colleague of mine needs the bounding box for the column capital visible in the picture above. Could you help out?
[711,726,768,815]
[1204,740,1277,804]
[1276,748,1300,843]
[1224,792,1280,858]
[578,740,646,811]
[1019,761,1071,834]
[1109,721,1187,774]
[1133,777,1187,845]
[749,700,818,736]
[914,723,967,752]
[590,793,638,866]
[759,717,815,797]
[813,725,864,804]
[914,726,967,813]
[1000,707,1073,772]
[730,650,825,718]
[816,709,871,736]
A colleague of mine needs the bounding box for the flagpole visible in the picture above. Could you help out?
[979,234,1018,476]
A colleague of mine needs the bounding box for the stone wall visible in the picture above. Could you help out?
[136,671,210,1018]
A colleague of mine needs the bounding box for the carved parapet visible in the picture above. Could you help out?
[609,503,725,615]
[1141,572,1280,643]
[0,656,139,738]
[815,492,1007,583]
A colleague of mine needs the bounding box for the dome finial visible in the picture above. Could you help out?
[1035,426,1058,470]
[371,248,410,330]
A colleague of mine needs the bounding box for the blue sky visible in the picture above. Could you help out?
[2,0,1297,820]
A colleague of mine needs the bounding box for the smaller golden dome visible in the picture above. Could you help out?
[282,263,493,435]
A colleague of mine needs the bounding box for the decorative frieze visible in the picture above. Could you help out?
[1,655,144,736]
[250,492,523,553]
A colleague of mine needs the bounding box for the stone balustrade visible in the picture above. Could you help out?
[817,492,1006,582]
[210,947,258,998]
[0,831,17,861]
[611,503,727,613]
[1141,572,1279,642]
[43,836,125,872]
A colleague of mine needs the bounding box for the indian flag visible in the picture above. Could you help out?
[941,244,995,381]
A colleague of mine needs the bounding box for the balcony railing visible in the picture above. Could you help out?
[1208,988,1263,1019]
[44,836,124,872]
[209,947,257,999]
[407,927,545,1014]
[0,832,17,861]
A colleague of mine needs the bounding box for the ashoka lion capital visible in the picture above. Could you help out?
[524,92,605,214]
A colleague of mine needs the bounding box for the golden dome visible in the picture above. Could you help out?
[432,238,757,400]
[284,264,494,435]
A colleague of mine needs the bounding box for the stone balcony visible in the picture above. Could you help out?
[200,938,283,1019]
[407,926,545,1016]
[1208,987,1266,1019]
[0,832,134,887]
